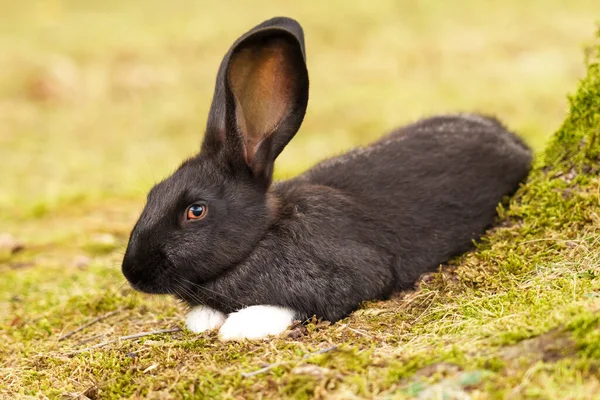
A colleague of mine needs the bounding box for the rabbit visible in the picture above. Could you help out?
[121,16,532,341]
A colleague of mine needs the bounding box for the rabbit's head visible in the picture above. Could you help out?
[121,17,309,295]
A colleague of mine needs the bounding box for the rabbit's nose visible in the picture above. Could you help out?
[121,251,141,285]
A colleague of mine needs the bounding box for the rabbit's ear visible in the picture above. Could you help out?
[202,17,309,184]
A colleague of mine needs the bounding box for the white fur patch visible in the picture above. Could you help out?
[185,305,227,333]
[218,305,296,341]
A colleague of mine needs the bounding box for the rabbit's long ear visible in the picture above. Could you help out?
[202,17,309,184]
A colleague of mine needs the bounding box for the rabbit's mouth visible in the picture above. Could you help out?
[129,278,171,295]
[122,249,178,295]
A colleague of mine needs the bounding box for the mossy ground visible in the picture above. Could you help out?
[2,2,600,399]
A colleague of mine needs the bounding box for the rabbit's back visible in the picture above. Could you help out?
[298,114,531,286]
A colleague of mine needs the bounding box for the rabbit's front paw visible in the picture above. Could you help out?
[185,305,227,333]
[218,305,296,341]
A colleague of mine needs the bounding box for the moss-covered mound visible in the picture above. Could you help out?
[2,28,600,400]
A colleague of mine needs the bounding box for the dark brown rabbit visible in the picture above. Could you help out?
[121,17,532,340]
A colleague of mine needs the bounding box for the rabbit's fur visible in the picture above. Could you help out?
[122,17,532,339]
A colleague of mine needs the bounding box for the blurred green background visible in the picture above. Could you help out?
[1,0,599,221]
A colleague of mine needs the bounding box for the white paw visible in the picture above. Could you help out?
[185,305,226,333]
[218,305,296,341]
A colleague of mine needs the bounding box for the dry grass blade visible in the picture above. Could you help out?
[58,309,122,341]
[241,345,338,378]
[66,327,181,355]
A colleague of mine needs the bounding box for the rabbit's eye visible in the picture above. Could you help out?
[186,203,208,221]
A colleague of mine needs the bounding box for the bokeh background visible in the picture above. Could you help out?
[1,0,599,237]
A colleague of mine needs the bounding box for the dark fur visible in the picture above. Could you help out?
[122,17,532,322]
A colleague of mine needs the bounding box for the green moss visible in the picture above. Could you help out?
[543,42,600,167]
[567,312,600,359]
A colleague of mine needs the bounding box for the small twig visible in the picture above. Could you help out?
[346,326,374,339]
[58,309,122,341]
[241,345,338,378]
[241,363,282,378]
[411,291,439,324]
[520,238,580,245]
[118,328,181,341]
[69,340,116,354]
[304,345,337,358]
[76,333,106,346]
[66,327,181,355]
[143,363,159,373]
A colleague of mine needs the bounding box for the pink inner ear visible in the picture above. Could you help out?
[228,37,296,160]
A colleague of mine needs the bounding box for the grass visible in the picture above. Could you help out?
[1,1,600,399]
